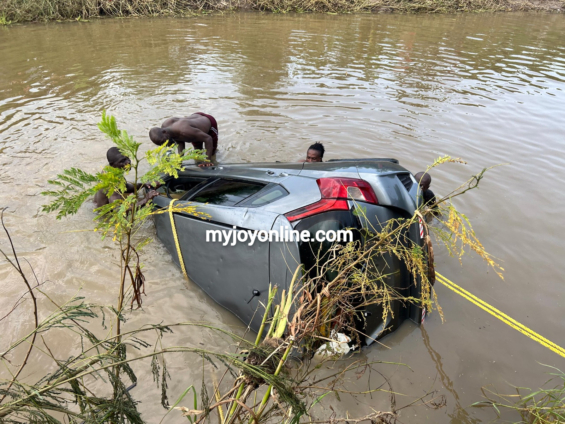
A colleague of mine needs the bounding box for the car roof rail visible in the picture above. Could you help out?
[327,158,399,164]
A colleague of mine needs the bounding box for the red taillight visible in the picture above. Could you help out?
[285,178,378,222]
[317,178,378,205]
[285,199,349,222]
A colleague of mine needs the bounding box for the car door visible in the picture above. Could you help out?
[154,178,280,330]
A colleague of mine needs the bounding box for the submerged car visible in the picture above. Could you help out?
[152,159,426,345]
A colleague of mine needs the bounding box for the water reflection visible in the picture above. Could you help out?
[421,325,480,424]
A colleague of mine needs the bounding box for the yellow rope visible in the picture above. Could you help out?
[168,199,188,280]
[436,272,565,359]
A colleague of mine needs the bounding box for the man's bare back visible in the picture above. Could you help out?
[161,114,210,132]
[149,113,219,167]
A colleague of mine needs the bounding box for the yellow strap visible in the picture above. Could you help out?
[436,272,565,358]
[168,199,188,280]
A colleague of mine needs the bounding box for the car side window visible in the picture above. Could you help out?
[157,177,209,200]
[239,184,289,207]
[189,179,265,206]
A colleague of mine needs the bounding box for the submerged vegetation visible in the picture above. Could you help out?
[0,112,505,422]
[473,365,565,423]
[0,0,562,24]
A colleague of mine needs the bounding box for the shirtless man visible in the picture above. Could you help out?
[94,147,158,208]
[303,142,325,163]
[149,113,219,167]
[414,172,437,208]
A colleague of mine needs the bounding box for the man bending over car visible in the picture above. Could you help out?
[149,112,218,167]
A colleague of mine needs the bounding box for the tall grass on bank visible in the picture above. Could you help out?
[0,0,562,24]
[0,0,230,24]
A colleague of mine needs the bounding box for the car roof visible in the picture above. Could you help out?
[173,159,415,214]
[178,159,409,180]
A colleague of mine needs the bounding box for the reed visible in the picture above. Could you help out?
[0,0,561,24]
[473,365,565,423]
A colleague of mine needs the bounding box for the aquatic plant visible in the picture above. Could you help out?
[473,365,565,423]
[42,111,207,339]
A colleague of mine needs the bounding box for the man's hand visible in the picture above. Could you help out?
[144,182,162,190]
[146,189,159,200]
[137,189,159,208]
[198,162,213,168]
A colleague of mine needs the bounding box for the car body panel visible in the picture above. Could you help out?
[269,215,302,311]
[153,159,426,343]
[154,197,280,329]
[261,176,322,214]
[358,173,417,214]
[299,162,360,179]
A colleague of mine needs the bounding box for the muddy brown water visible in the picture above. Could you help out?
[1,12,565,423]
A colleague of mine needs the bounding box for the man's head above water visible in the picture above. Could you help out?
[149,127,169,146]
[306,142,325,163]
[414,172,432,191]
[107,147,131,169]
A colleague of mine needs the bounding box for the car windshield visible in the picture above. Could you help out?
[190,179,265,206]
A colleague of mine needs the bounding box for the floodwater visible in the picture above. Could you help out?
[1,12,564,423]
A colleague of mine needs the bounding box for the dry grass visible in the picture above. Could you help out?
[0,0,235,24]
[0,0,562,23]
[252,0,563,13]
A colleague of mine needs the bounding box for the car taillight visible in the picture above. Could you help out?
[285,178,378,222]
[317,178,378,204]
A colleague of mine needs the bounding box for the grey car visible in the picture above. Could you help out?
[152,159,426,345]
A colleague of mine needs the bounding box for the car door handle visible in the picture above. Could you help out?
[266,171,275,175]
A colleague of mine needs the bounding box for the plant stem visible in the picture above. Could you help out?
[252,338,295,423]
[226,287,277,422]
[225,383,246,423]
[0,210,39,405]
[255,285,277,346]
[116,160,139,343]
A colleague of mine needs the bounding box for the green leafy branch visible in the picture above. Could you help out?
[41,168,100,219]
[98,110,141,164]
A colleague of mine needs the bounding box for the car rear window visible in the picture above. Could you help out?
[190,179,265,206]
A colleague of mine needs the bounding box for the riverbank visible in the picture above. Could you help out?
[0,0,562,23]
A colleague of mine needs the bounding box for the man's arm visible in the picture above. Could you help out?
[177,127,213,166]
[176,140,186,155]
[202,135,214,166]
[94,189,109,208]
[94,190,126,209]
